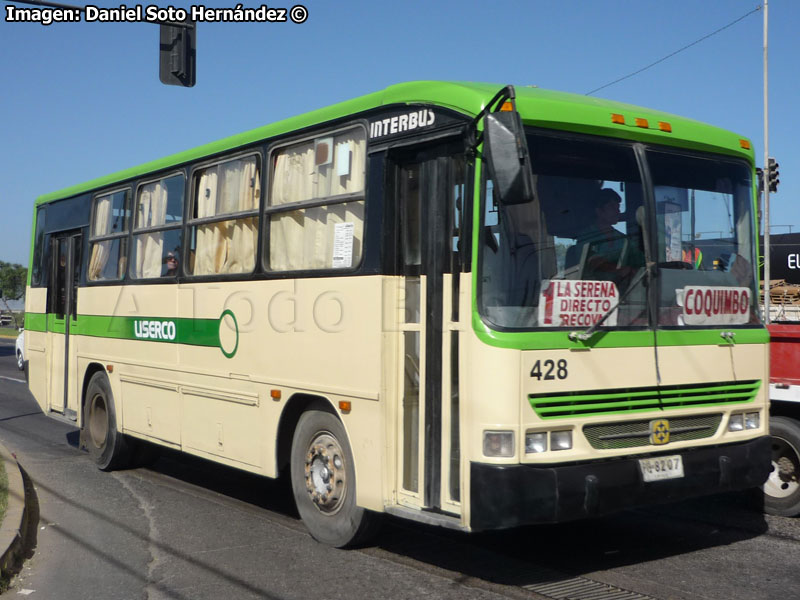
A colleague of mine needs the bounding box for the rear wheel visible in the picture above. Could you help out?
[290,409,378,547]
[83,372,132,471]
[764,416,800,517]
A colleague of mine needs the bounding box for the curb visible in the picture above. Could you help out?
[0,443,30,581]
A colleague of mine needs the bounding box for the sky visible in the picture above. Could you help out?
[1,0,798,268]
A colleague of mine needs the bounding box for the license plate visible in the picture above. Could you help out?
[639,455,684,482]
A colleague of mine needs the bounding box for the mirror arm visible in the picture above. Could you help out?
[466,85,518,154]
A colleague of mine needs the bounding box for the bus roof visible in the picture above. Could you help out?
[35,81,754,205]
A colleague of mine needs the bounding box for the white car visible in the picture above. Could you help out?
[15,329,24,371]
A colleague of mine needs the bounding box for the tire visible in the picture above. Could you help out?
[16,351,23,371]
[764,416,800,517]
[290,409,379,547]
[83,372,132,471]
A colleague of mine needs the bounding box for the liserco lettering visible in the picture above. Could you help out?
[133,319,177,341]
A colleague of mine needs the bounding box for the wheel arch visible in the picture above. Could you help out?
[770,400,800,422]
[276,393,339,475]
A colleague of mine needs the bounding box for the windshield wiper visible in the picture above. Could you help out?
[568,266,650,342]
[569,206,657,345]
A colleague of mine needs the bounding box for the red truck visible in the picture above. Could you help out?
[766,321,800,516]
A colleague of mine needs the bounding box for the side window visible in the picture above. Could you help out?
[188,155,260,276]
[31,206,47,287]
[267,126,366,271]
[131,174,185,279]
[88,190,130,281]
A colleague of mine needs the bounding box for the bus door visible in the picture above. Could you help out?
[46,231,81,419]
[390,143,467,517]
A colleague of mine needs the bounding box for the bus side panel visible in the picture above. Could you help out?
[24,287,48,412]
[179,276,385,511]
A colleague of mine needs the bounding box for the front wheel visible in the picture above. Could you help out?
[290,409,378,547]
[764,416,800,517]
[83,372,132,471]
[16,351,23,371]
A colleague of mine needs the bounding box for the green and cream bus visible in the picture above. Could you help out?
[23,81,771,546]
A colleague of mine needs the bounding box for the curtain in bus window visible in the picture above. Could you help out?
[225,158,259,273]
[88,196,111,280]
[271,142,315,205]
[135,181,168,278]
[195,169,221,274]
[194,158,259,275]
[269,132,365,270]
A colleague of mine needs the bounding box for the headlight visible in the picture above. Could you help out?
[745,412,760,430]
[483,431,514,457]
[728,414,744,432]
[550,430,572,451]
[525,432,547,454]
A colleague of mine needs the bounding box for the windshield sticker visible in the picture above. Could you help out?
[539,280,619,328]
[332,222,354,268]
[678,286,751,325]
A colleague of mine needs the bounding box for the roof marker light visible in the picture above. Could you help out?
[635,118,649,129]
[611,113,625,124]
[658,121,672,133]
[500,101,513,112]
[740,139,752,150]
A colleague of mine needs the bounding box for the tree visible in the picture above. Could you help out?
[0,261,27,328]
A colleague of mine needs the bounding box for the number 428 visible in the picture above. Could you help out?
[530,359,568,380]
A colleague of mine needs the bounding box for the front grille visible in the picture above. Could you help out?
[583,413,723,449]
[529,380,760,419]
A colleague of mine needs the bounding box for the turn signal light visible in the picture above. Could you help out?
[483,431,514,457]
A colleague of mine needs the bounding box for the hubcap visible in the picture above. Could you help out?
[88,394,109,450]
[765,436,800,499]
[304,432,346,514]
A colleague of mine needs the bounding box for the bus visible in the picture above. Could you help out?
[23,81,771,547]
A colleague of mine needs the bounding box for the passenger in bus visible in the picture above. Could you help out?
[164,251,180,276]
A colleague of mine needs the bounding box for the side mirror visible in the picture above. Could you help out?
[483,111,535,205]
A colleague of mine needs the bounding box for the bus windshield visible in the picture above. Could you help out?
[478,130,759,331]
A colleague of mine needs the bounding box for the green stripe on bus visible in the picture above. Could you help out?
[24,312,221,348]
[471,311,769,350]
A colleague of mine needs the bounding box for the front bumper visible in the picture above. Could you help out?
[470,436,771,531]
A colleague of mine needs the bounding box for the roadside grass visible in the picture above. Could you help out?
[0,327,20,339]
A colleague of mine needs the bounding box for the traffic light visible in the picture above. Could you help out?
[768,157,780,193]
[159,21,196,87]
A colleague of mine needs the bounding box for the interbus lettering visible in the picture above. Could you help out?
[369,109,436,139]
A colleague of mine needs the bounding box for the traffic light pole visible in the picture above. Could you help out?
[763,0,770,324]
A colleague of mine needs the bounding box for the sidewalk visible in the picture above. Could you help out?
[0,443,32,584]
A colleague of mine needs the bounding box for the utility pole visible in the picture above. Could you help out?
[763,0,770,324]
